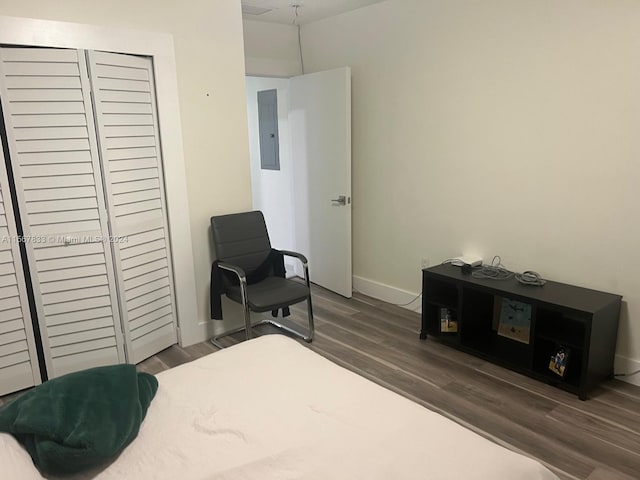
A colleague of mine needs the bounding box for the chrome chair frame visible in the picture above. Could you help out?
[210,250,314,349]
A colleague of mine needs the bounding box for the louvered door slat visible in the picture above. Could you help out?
[0,263,15,276]
[18,150,92,166]
[11,102,86,115]
[3,76,82,90]
[0,91,41,395]
[39,264,107,283]
[49,326,115,348]
[102,114,154,127]
[0,46,125,379]
[2,61,80,76]
[0,318,24,335]
[123,258,168,283]
[0,307,23,322]
[0,340,28,357]
[101,103,153,115]
[40,275,108,294]
[1,48,78,63]
[120,237,165,260]
[111,178,160,196]
[0,250,12,264]
[12,114,87,129]
[46,306,113,327]
[129,297,172,323]
[48,317,114,337]
[89,50,177,364]
[99,90,152,103]
[109,157,158,172]
[0,285,19,298]
[105,125,155,138]
[25,186,97,202]
[107,146,157,161]
[0,326,26,345]
[34,241,104,260]
[0,352,30,370]
[27,197,98,214]
[111,167,158,184]
[43,285,111,305]
[112,188,160,206]
[13,125,88,140]
[22,163,93,177]
[9,89,84,103]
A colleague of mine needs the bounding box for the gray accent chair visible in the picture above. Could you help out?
[210,211,314,348]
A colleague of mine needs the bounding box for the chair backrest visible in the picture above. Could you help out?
[210,211,272,277]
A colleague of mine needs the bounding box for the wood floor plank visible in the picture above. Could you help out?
[310,286,420,334]
[599,379,640,401]
[303,302,486,368]
[306,328,596,480]
[136,355,168,375]
[548,404,640,454]
[154,344,193,368]
[586,466,639,480]
[475,361,640,434]
[591,385,640,409]
[182,341,217,359]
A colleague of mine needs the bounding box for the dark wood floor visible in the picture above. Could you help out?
[4,285,640,479]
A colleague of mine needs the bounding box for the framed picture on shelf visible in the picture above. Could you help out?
[440,308,457,333]
[549,345,571,378]
[495,297,532,344]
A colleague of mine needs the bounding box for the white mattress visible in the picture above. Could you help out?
[1,335,558,480]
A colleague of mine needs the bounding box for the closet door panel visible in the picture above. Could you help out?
[88,50,177,364]
[0,134,41,396]
[0,47,125,378]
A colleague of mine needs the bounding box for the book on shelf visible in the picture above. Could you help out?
[440,308,457,333]
[549,345,571,378]
[495,297,532,344]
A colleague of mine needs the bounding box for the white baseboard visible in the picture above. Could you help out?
[352,275,421,313]
[615,354,640,387]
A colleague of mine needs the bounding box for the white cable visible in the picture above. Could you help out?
[292,5,305,74]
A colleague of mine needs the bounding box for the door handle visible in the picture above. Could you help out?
[331,195,347,206]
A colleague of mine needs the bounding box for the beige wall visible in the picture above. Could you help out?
[244,19,302,77]
[299,0,640,363]
[0,0,253,341]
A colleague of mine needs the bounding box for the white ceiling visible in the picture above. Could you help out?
[241,0,386,25]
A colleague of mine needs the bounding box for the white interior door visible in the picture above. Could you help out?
[289,67,352,297]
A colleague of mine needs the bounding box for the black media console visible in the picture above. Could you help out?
[421,264,622,400]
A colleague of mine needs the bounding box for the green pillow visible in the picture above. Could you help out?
[0,364,158,476]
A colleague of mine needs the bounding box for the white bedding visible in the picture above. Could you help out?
[1,335,558,480]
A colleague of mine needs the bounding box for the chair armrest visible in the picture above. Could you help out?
[277,250,308,265]
[217,262,247,282]
[276,250,310,287]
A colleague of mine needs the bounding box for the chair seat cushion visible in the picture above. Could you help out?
[226,277,310,312]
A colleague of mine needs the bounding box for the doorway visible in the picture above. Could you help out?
[246,76,297,275]
[245,68,352,297]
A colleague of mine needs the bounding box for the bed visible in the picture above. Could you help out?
[2,335,558,479]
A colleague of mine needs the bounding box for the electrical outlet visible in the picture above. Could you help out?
[421,258,430,269]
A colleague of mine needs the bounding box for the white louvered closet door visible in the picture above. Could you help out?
[0,141,41,395]
[87,51,177,364]
[0,47,126,378]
